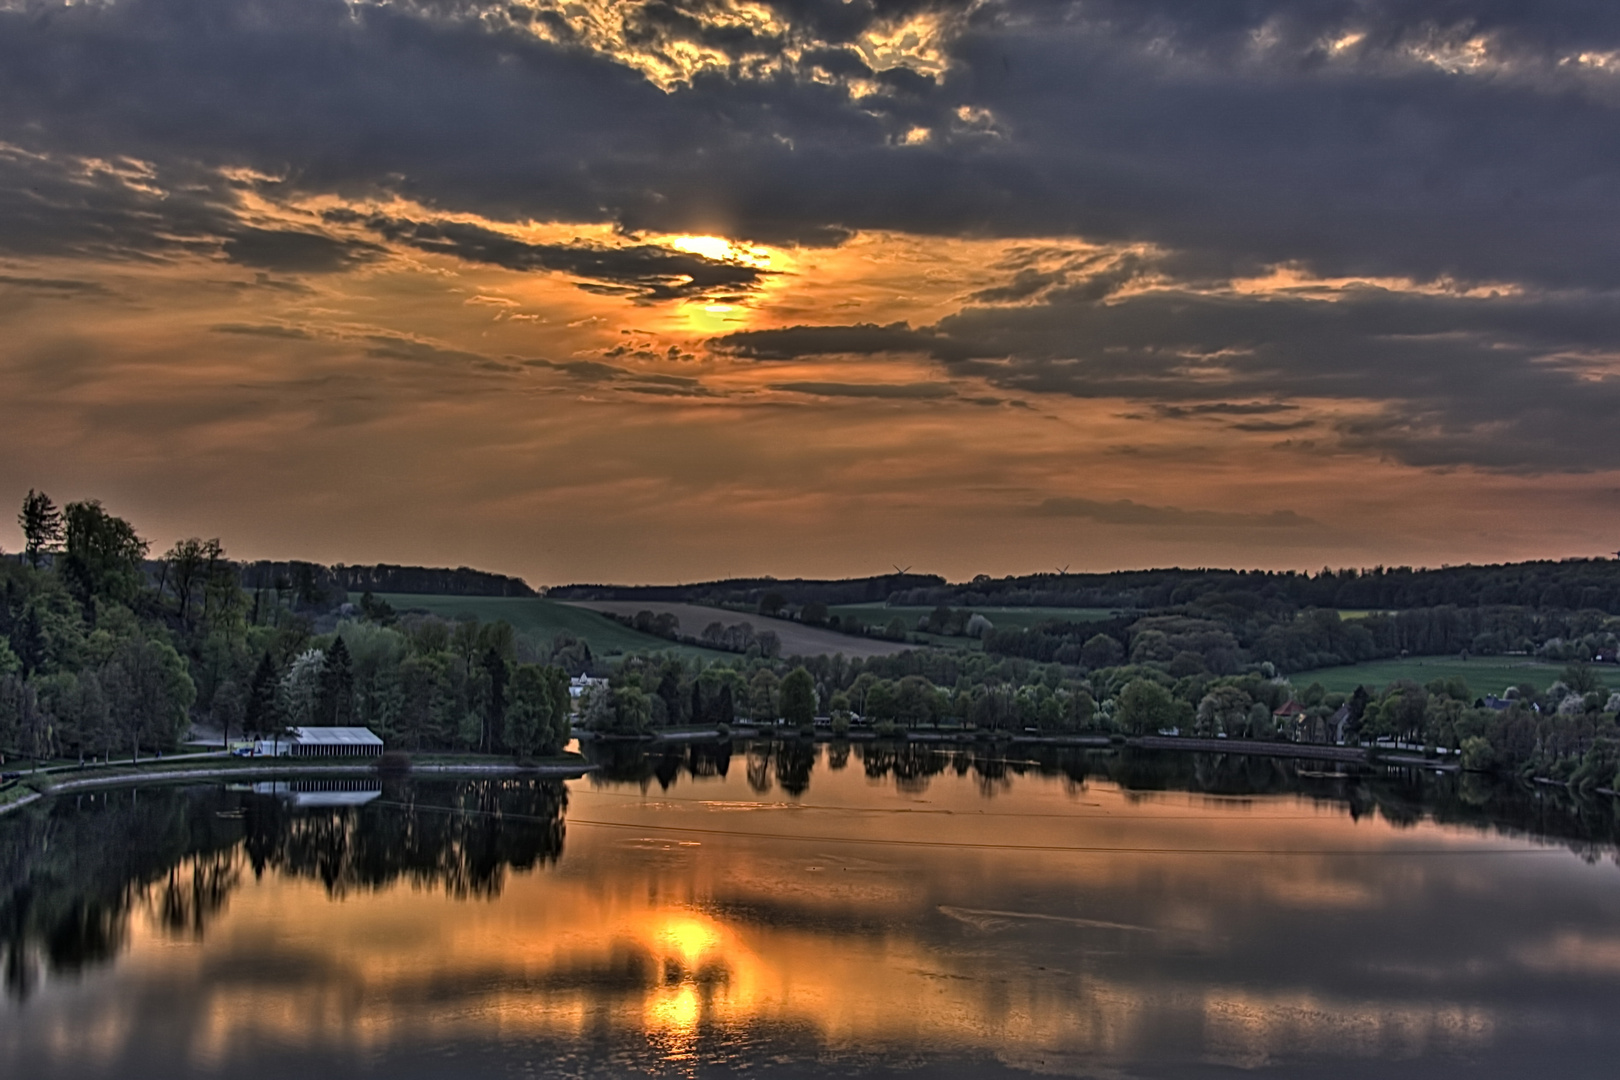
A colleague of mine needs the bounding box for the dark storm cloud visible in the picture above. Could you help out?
[220,227,384,273]
[1034,498,1316,529]
[324,212,768,301]
[716,322,981,361]
[4,0,1620,279]
[0,145,233,263]
[5,0,1620,474]
[715,282,1620,472]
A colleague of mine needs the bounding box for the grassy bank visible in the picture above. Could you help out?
[374,594,732,660]
[1302,655,1565,696]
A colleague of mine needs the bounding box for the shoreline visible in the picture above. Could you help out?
[0,758,596,814]
[608,726,1372,760]
[609,726,1467,773]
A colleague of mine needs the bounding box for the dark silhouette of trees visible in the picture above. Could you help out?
[17,490,62,569]
[61,500,147,610]
[317,636,354,726]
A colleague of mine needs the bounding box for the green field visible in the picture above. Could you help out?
[827,604,1117,633]
[373,595,731,660]
[1299,655,1566,696]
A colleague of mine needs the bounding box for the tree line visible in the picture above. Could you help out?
[976,605,1620,675]
[549,560,1620,616]
[1,491,573,762]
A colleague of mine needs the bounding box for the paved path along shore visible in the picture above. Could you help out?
[0,760,595,815]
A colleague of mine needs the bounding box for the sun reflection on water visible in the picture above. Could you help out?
[4,767,1598,1078]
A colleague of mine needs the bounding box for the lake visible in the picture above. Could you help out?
[4,741,1620,1078]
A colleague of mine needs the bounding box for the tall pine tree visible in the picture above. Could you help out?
[18,490,63,569]
[246,652,280,738]
[481,646,508,752]
[317,636,354,725]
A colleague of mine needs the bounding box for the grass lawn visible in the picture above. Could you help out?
[1300,655,1568,696]
[374,594,732,660]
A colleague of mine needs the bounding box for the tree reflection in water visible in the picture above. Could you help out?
[587,739,732,791]
[584,736,1620,863]
[0,778,567,999]
[8,741,1620,1011]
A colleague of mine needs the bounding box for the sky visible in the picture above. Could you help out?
[2,0,1619,586]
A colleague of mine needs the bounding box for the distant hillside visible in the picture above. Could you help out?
[240,560,534,599]
[905,560,1620,615]
[553,560,1620,616]
[548,573,945,608]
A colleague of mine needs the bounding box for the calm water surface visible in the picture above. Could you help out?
[4,742,1620,1078]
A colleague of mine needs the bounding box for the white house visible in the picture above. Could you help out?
[569,675,608,700]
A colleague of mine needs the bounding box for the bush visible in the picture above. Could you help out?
[1460,736,1495,772]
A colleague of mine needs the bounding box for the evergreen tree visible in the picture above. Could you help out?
[18,490,63,569]
[317,636,354,725]
[544,666,571,752]
[246,652,280,737]
[481,646,509,752]
[712,683,734,727]
[14,605,44,678]
[656,664,682,727]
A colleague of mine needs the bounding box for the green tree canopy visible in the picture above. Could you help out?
[62,500,148,609]
[506,663,555,758]
[1117,678,1181,735]
[780,667,817,728]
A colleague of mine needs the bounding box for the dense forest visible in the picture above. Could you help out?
[0,491,571,763]
[560,561,1620,615]
[240,560,535,601]
[549,572,945,607]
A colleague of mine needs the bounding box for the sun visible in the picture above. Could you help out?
[670,235,736,261]
[657,914,723,966]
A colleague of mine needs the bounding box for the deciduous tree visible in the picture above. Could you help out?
[780,667,816,729]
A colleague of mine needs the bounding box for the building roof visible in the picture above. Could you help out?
[288,726,384,746]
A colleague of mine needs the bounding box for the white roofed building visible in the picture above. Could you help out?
[264,726,385,757]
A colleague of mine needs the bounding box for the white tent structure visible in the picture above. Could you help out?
[256,726,384,757]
